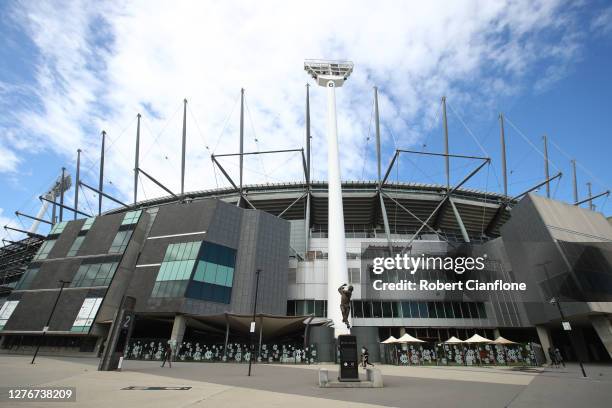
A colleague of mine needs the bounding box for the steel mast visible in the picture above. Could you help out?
[304,59,354,337]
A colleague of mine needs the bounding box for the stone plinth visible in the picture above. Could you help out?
[318,368,384,388]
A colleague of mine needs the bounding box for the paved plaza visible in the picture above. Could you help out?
[0,355,610,407]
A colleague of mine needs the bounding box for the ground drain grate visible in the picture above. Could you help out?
[122,386,192,391]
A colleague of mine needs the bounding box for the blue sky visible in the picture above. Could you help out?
[1,0,611,240]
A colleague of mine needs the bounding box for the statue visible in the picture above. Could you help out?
[338,283,353,329]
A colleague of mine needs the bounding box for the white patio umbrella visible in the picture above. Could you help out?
[381,336,399,344]
[490,336,516,345]
[491,336,517,365]
[397,333,425,343]
[464,334,492,365]
[464,334,492,343]
[444,336,465,365]
[396,333,426,365]
[381,336,400,364]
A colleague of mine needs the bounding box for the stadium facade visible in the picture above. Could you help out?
[0,69,611,364]
[1,180,611,364]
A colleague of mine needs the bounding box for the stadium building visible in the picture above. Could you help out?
[1,62,611,365]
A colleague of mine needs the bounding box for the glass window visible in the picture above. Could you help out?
[95,263,114,286]
[468,303,478,319]
[418,302,429,318]
[81,217,96,231]
[390,301,399,318]
[306,300,315,315]
[452,302,463,318]
[444,302,455,318]
[225,268,234,287]
[372,301,383,318]
[71,297,102,332]
[193,242,203,259]
[401,302,411,317]
[193,262,205,282]
[428,302,437,318]
[410,301,420,318]
[477,303,487,318]
[0,300,19,329]
[176,261,185,280]
[176,244,186,262]
[287,300,295,316]
[67,235,86,257]
[382,301,392,318]
[203,262,217,283]
[212,265,225,286]
[34,239,56,260]
[49,221,68,235]
[314,300,325,317]
[352,301,363,318]
[362,301,372,318]
[121,210,142,225]
[348,268,361,283]
[295,300,307,315]
[164,241,237,304]
[16,267,40,290]
[71,263,117,287]
[435,302,446,318]
[85,264,100,282]
[460,303,470,318]
[109,230,133,253]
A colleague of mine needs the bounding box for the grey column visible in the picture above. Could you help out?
[536,325,553,364]
[257,316,264,359]
[590,315,612,359]
[170,315,186,354]
[223,313,230,361]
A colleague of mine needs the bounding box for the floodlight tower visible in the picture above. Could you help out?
[304,59,354,337]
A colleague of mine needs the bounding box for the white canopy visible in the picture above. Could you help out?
[464,334,492,343]
[381,336,399,344]
[397,333,425,343]
[444,336,464,344]
[490,336,517,345]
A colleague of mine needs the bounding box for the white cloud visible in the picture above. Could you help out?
[1,0,589,209]
[0,142,21,173]
[591,6,612,36]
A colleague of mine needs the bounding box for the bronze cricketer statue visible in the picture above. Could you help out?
[338,283,353,329]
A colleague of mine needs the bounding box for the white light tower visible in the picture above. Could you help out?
[304,59,354,337]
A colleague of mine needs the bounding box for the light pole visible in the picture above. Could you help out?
[304,60,354,337]
[549,297,587,377]
[248,269,261,376]
[31,279,70,364]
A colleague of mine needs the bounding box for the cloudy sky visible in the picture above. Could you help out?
[1,0,611,239]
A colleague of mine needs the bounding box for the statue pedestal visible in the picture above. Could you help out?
[318,368,384,388]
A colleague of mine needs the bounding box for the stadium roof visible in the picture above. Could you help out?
[108,180,512,238]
